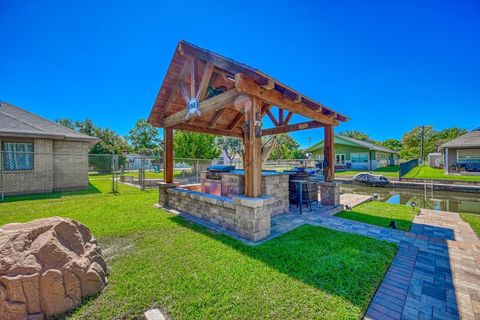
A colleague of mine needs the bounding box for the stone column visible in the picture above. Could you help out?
[232,195,273,242]
[319,181,340,206]
[158,182,179,207]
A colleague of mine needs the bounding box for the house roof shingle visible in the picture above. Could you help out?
[0,102,98,145]
[306,135,398,154]
[439,130,480,149]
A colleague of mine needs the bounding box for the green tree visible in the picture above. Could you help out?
[75,119,96,137]
[215,137,242,164]
[400,126,436,161]
[55,118,76,130]
[380,139,403,152]
[268,134,303,160]
[126,119,162,153]
[434,127,467,150]
[338,130,374,142]
[174,131,221,175]
[173,131,221,159]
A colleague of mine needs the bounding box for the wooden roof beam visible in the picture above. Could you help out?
[161,62,190,120]
[228,112,244,130]
[262,120,324,136]
[162,88,240,128]
[196,62,215,101]
[265,108,280,127]
[209,108,226,128]
[235,73,339,126]
[284,111,293,125]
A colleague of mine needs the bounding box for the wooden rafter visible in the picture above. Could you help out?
[209,108,226,128]
[162,88,240,127]
[196,62,215,101]
[284,111,293,125]
[161,63,190,120]
[265,108,279,127]
[228,112,244,130]
[262,120,324,136]
[189,57,196,98]
[278,108,284,125]
[261,103,271,118]
[235,73,339,126]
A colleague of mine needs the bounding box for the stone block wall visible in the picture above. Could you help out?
[261,174,289,216]
[163,187,272,242]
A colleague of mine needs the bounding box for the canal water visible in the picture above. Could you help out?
[340,184,480,215]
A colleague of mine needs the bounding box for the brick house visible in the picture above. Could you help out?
[0,102,98,195]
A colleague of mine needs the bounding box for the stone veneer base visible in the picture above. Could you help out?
[158,184,273,242]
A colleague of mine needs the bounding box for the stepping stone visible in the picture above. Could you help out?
[144,308,166,320]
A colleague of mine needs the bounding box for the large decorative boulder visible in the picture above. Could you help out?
[0,217,107,319]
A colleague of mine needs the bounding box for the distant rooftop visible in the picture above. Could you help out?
[0,102,98,145]
[306,135,398,154]
[440,129,480,149]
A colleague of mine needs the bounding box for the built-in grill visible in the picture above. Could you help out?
[205,165,235,180]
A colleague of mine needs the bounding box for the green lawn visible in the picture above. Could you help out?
[403,166,480,182]
[89,170,186,180]
[336,201,418,231]
[461,213,480,237]
[0,181,397,319]
[335,166,399,178]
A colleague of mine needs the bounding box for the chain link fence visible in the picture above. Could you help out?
[0,150,315,201]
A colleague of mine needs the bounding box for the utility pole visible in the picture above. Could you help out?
[308,137,312,148]
[420,125,425,164]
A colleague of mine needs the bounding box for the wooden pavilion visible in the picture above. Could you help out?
[148,41,349,199]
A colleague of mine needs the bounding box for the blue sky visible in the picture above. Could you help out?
[1,0,479,148]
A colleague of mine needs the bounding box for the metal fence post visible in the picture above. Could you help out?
[111,153,115,193]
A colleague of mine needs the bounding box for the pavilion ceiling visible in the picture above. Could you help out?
[148,40,349,137]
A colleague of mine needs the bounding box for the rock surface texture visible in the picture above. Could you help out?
[0,217,107,319]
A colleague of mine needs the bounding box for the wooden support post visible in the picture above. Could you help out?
[324,125,335,182]
[243,96,262,197]
[164,128,174,183]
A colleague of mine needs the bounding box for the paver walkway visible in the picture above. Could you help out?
[271,207,480,320]
[340,193,373,208]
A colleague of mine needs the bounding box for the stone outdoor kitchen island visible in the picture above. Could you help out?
[148,41,348,242]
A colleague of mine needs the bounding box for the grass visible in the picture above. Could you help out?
[0,181,397,319]
[460,213,480,237]
[403,166,480,182]
[336,201,417,231]
[89,170,185,180]
[335,166,399,178]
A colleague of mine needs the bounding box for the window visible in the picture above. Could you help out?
[457,149,480,163]
[351,152,369,163]
[1,142,34,171]
[335,154,345,165]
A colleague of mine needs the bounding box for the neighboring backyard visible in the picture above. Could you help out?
[337,201,417,231]
[335,166,400,178]
[0,180,397,319]
[403,166,480,182]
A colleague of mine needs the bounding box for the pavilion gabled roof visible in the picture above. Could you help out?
[148,40,348,137]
